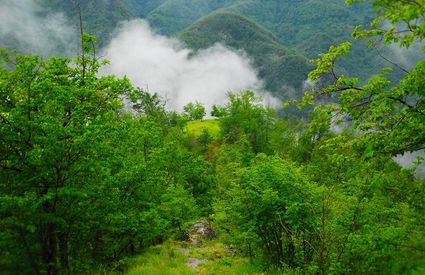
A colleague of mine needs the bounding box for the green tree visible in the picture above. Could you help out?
[183,101,206,120]
[275,1,425,273]
[160,184,198,233]
[0,49,130,273]
[218,91,275,154]
[306,130,425,274]
[129,88,168,125]
[211,104,225,117]
[215,154,318,268]
[303,0,425,155]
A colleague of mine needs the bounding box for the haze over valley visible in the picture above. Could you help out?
[3,0,421,109]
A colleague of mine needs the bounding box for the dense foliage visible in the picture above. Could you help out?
[46,0,135,48]
[0,0,424,274]
[0,49,211,273]
[178,12,311,96]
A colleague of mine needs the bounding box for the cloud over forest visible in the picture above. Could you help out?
[101,20,270,111]
[0,0,77,56]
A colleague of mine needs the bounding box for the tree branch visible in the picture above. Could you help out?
[0,163,23,172]
[374,47,410,73]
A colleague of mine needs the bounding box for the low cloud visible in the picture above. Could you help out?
[101,20,273,112]
[393,150,425,179]
[0,0,77,56]
[387,42,425,71]
[378,21,425,71]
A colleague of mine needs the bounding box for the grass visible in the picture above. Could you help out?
[197,257,264,275]
[124,239,265,275]
[186,119,220,139]
[125,242,193,275]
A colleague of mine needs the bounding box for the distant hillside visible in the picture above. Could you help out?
[223,0,391,80]
[123,0,166,17]
[7,0,412,85]
[42,0,136,48]
[131,0,371,52]
[145,0,236,35]
[138,0,397,80]
[224,0,370,53]
[178,12,311,98]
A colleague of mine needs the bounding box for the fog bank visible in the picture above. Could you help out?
[394,150,425,179]
[101,20,274,112]
[0,0,77,56]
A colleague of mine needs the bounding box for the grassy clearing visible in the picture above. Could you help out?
[197,257,264,275]
[124,240,265,275]
[186,119,220,139]
[125,242,192,275]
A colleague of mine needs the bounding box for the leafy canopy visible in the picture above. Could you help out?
[299,0,425,155]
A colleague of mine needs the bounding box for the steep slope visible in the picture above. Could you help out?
[224,0,389,80]
[42,0,136,47]
[178,12,311,98]
[146,0,237,35]
[224,0,370,53]
[137,0,371,52]
[141,0,396,80]
[123,0,167,17]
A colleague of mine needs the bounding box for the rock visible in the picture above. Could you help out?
[189,236,202,245]
[191,220,217,240]
[177,230,191,241]
[224,247,238,256]
[187,258,209,271]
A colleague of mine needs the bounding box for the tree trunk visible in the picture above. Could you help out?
[44,223,58,275]
[59,233,69,271]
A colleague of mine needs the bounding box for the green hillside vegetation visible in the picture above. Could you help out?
[186,120,220,139]
[178,12,311,97]
[12,0,412,84]
[1,0,424,274]
[23,0,419,83]
[42,0,136,48]
[124,240,265,274]
[224,0,368,50]
[224,0,376,78]
[123,0,167,17]
[144,0,236,35]
[140,0,412,80]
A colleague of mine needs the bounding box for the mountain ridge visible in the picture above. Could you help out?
[178,11,311,97]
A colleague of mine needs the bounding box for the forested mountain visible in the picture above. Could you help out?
[41,0,136,47]
[124,0,166,17]
[178,12,311,96]
[127,0,384,80]
[142,0,236,35]
[223,0,370,51]
[45,0,417,91]
[134,0,421,81]
[4,0,415,97]
[222,0,380,79]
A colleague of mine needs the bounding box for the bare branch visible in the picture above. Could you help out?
[374,46,410,74]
